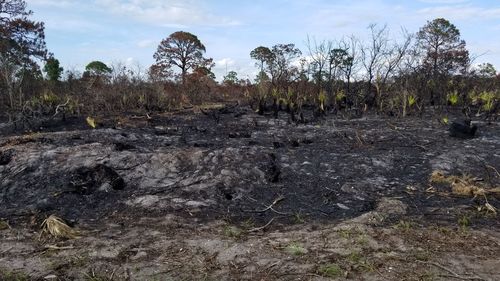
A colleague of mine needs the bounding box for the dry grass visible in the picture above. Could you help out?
[41,215,80,239]
[430,171,500,215]
[430,171,487,197]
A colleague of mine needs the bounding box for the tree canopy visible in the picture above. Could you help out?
[417,18,469,76]
[0,0,47,68]
[85,61,112,76]
[153,31,213,84]
[43,57,63,81]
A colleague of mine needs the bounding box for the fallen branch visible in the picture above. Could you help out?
[247,218,276,233]
[485,165,500,178]
[256,195,285,213]
[44,245,75,250]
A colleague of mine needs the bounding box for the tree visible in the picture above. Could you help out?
[270,44,302,88]
[0,0,47,109]
[250,46,274,75]
[476,63,496,78]
[417,18,469,76]
[223,70,238,85]
[153,31,212,85]
[417,18,469,104]
[43,57,63,81]
[85,61,112,76]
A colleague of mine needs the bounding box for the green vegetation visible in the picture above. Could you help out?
[284,242,307,256]
[0,1,498,126]
[318,263,343,278]
[0,269,30,281]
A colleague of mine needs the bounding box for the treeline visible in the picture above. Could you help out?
[0,0,498,125]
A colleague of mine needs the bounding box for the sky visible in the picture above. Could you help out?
[27,0,500,81]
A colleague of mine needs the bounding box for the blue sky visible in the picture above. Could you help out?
[28,0,500,80]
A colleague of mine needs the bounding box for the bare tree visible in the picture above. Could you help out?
[306,36,331,91]
[361,24,389,107]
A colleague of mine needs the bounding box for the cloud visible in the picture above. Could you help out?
[417,5,500,21]
[95,0,240,27]
[137,39,158,48]
[28,0,75,8]
[216,58,236,68]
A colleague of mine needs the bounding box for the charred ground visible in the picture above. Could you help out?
[0,106,499,280]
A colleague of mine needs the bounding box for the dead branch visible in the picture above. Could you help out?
[52,98,70,118]
[247,218,276,233]
[256,195,285,213]
[485,165,500,178]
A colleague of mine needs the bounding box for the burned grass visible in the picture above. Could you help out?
[0,106,499,280]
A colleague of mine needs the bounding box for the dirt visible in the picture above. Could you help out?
[0,106,499,280]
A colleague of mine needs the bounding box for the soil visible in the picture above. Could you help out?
[0,105,499,281]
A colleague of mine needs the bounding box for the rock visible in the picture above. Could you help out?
[449,120,477,139]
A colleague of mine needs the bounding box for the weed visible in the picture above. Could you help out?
[457,214,471,231]
[447,91,459,106]
[223,225,243,238]
[285,242,307,256]
[395,220,412,231]
[293,212,305,224]
[0,219,9,230]
[407,95,416,107]
[0,269,30,281]
[318,263,343,278]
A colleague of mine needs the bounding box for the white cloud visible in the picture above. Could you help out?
[216,58,236,68]
[95,0,240,27]
[417,5,500,21]
[28,0,75,8]
[137,39,158,48]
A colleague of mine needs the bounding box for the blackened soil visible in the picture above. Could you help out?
[0,106,499,229]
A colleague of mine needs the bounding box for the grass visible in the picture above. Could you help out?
[395,220,413,232]
[429,170,500,197]
[223,225,243,238]
[318,263,343,278]
[41,215,80,239]
[0,269,30,281]
[284,242,307,256]
[457,214,471,231]
[0,219,10,230]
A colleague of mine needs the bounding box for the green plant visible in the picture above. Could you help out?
[395,220,412,231]
[441,116,449,125]
[458,214,471,231]
[447,91,459,106]
[0,269,30,281]
[0,219,9,230]
[293,212,305,224]
[285,242,307,256]
[318,263,343,278]
[479,91,498,112]
[407,95,416,107]
[223,225,242,238]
